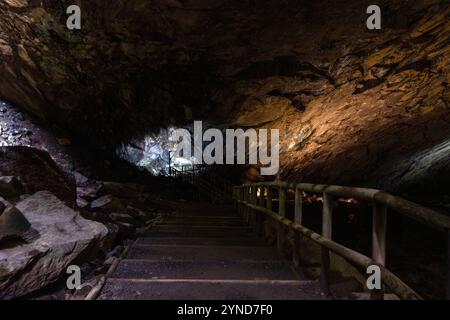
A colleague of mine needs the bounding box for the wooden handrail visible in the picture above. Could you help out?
[240,182,450,231]
[234,182,450,300]
[236,200,421,300]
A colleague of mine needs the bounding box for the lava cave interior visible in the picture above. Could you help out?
[0,0,449,301]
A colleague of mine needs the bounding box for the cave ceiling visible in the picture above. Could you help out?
[0,0,449,187]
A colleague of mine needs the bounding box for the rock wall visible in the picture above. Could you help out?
[0,0,245,147]
[210,0,450,189]
[0,0,449,188]
[0,146,77,205]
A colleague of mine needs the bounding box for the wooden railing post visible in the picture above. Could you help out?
[259,186,271,237]
[277,187,286,251]
[266,186,273,211]
[278,187,286,217]
[247,187,252,223]
[250,186,258,228]
[257,187,264,207]
[293,187,303,268]
[371,202,387,300]
[236,187,240,213]
[321,192,333,296]
[253,186,258,205]
[235,187,239,214]
[255,187,264,236]
[240,187,245,217]
[372,202,387,265]
[243,187,249,223]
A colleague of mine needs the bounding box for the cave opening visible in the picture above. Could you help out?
[117,127,182,176]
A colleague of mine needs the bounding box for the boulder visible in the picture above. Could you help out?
[110,213,136,225]
[76,197,89,209]
[0,176,24,198]
[102,223,120,252]
[115,222,136,239]
[0,191,108,299]
[126,205,149,219]
[0,206,31,244]
[97,181,147,198]
[73,171,89,187]
[90,195,125,212]
[77,182,102,201]
[0,147,76,206]
[0,206,30,232]
[0,196,11,211]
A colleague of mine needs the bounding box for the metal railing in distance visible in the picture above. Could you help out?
[171,166,235,203]
[233,181,450,300]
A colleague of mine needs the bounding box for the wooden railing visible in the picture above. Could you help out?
[233,181,450,300]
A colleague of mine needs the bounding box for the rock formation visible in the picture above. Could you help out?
[0,0,449,188]
[0,191,108,300]
[0,147,76,205]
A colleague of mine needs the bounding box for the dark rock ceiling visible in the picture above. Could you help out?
[0,0,449,188]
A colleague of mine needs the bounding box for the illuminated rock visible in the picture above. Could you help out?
[0,191,108,299]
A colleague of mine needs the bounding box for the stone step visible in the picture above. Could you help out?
[113,260,299,280]
[162,216,245,226]
[152,225,251,233]
[177,203,235,213]
[137,236,267,246]
[126,244,282,261]
[170,205,237,217]
[169,211,239,218]
[99,279,325,300]
[144,231,252,238]
[143,226,254,238]
[159,221,247,227]
[166,215,243,220]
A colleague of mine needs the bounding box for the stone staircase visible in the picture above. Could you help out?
[99,202,325,300]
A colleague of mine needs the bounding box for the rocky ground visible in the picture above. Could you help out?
[0,153,179,299]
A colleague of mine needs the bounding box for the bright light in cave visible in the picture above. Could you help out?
[174,157,192,166]
[117,127,194,176]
